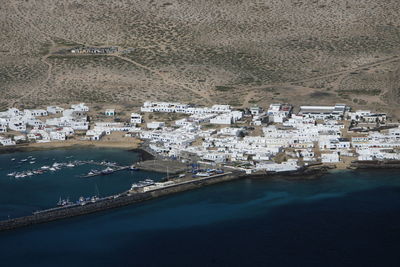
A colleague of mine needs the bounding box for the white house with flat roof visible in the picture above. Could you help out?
[105,109,115,116]
[299,104,348,120]
[0,137,16,146]
[147,122,165,129]
[321,152,340,163]
[71,103,89,112]
[47,106,64,114]
[267,103,292,123]
[131,113,142,124]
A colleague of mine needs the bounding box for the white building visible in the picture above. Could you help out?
[24,109,48,117]
[49,131,66,141]
[256,159,299,172]
[0,137,16,146]
[299,104,348,120]
[47,106,64,114]
[349,110,386,123]
[105,109,115,116]
[321,152,340,163]
[267,103,292,123]
[202,152,228,163]
[250,106,263,116]
[147,122,165,129]
[131,113,143,124]
[86,130,106,141]
[210,111,243,125]
[141,102,231,115]
[71,103,89,112]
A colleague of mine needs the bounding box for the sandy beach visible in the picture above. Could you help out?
[0,138,142,154]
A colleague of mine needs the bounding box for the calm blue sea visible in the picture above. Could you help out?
[0,149,400,266]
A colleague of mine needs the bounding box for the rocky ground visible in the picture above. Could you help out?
[1,0,400,117]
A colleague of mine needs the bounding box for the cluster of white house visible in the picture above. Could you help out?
[135,101,398,172]
[1,100,398,173]
[0,104,89,144]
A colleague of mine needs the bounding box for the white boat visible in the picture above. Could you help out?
[49,167,56,171]
[30,161,35,164]
[52,162,61,167]
[66,163,75,167]
[41,166,50,170]
[20,159,28,162]
[11,158,16,161]
[7,172,16,177]
[195,172,211,177]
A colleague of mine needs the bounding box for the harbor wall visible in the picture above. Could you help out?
[0,165,332,232]
[0,172,244,232]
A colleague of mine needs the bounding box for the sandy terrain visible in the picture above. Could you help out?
[1,0,400,116]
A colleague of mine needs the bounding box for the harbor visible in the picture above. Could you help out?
[6,158,134,179]
[0,170,244,231]
[0,157,333,232]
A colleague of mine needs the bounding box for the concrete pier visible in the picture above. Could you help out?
[0,171,244,232]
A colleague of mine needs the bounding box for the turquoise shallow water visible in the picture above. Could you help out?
[0,149,400,266]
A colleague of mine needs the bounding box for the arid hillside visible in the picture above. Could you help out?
[1,0,400,116]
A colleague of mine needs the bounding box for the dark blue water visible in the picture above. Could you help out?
[1,150,400,267]
[0,148,163,219]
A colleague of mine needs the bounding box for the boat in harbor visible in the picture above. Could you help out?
[101,167,114,175]
[195,172,211,177]
[66,163,75,167]
[129,166,139,171]
[130,179,155,190]
[57,197,73,207]
[41,166,50,170]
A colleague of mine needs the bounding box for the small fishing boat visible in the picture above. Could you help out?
[101,167,114,175]
[129,166,139,171]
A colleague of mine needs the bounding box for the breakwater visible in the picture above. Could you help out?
[0,164,332,232]
[0,171,244,232]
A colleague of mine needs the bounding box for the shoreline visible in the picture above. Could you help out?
[0,139,142,155]
[0,165,333,232]
[1,146,400,231]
